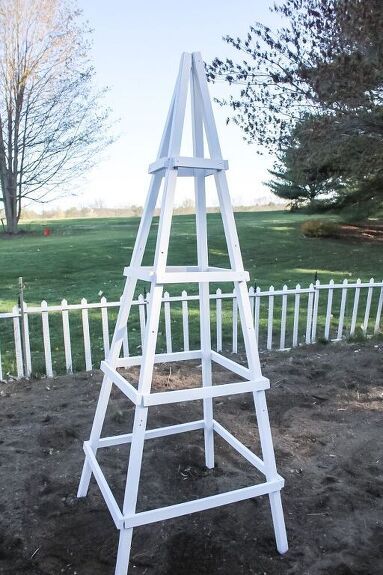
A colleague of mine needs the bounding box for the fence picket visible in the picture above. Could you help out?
[292,284,300,348]
[232,295,238,353]
[138,294,146,349]
[81,298,92,371]
[280,285,288,350]
[22,302,32,377]
[120,295,129,357]
[164,291,172,354]
[0,333,2,381]
[181,290,189,351]
[305,284,314,344]
[337,279,348,340]
[12,306,24,378]
[216,288,222,352]
[2,278,383,380]
[100,296,110,356]
[61,299,73,373]
[362,278,374,334]
[249,286,255,317]
[350,279,361,336]
[267,286,274,350]
[324,279,334,340]
[123,328,130,357]
[255,286,260,342]
[374,286,383,334]
[41,301,53,377]
[311,280,320,343]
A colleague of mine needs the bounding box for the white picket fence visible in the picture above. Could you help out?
[0,278,382,380]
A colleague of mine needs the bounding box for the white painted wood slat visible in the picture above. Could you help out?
[181,290,190,351]
[41,301,53,377]
[279,285,288,350]
[292,285,300,348]
[337,279,348,340]
[216,288,222,352]
[22,302,32,377]
[350,279,362,336]
[374,286,383,334]
[267,286,274,350]
[100,296,110,357]
[324,279,334,341]
[61,299,73,374]
[362,278,374,334]
[164,291,172,354]
[81,298,92,371]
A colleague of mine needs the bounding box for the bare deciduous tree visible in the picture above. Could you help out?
[0,0,113,234]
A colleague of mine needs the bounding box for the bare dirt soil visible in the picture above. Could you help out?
[337,221,383,243]
[1,341,383,575]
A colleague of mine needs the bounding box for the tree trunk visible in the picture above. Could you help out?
[2,177,18,234]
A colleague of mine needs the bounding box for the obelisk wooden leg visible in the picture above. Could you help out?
[115,528,134,575]
[113,285,164,574]
[253,389,288,554]
[192,68,214,468]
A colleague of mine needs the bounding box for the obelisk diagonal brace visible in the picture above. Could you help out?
[77,51,288,575]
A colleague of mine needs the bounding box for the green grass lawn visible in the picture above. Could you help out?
[0,211,382,377]
[1,211,382,306]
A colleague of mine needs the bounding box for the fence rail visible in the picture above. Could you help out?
[0,278,382,380]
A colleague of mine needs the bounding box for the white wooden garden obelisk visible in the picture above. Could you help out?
[77,52,288,575]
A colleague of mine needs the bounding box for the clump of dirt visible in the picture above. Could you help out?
[0,341,382,574]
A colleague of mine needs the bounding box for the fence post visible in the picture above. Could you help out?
[18,277,29,376]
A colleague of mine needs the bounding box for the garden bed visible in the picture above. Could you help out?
[1,341,382,574]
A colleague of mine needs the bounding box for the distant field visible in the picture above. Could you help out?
[0,211,382,376]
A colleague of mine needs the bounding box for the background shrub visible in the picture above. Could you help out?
[301,220,339,238]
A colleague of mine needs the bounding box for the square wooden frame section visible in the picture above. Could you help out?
[83,350,284,531]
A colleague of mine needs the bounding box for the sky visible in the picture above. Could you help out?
[66,0,283,210]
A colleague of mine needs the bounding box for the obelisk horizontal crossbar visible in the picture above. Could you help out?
[77,51,288,575]
[114,350,252,381]
[148,156,229,177]
[123,265,250,283]
[81,422,285,529]
[100,360,270,406]
[123,478,284,528]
